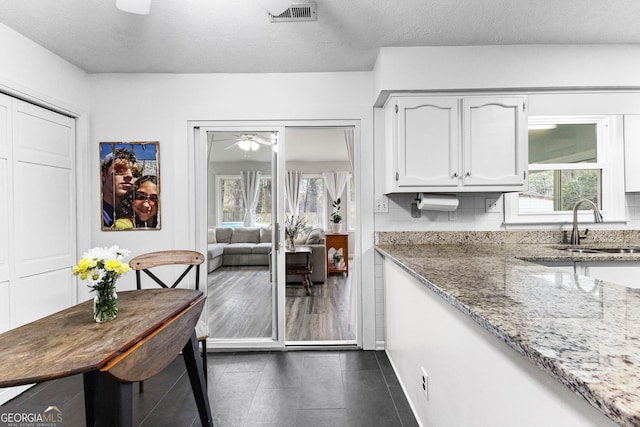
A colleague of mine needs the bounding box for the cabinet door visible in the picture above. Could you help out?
[395,97,459,187]
[462,97,527,187]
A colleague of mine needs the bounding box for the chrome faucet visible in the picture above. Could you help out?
[570,199,603,245]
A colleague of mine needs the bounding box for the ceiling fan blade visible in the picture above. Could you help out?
[223,142,239,150]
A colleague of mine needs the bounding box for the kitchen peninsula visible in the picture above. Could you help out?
[377,231,640,427]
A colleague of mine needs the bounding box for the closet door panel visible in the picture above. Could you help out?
[15,100,74,169]
[12,99,76,321]
[0,281,8,333]
[14,268,74,327]
[0,159,8,284]
[15,162,74,277]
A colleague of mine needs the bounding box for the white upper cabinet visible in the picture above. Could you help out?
[384,94,528,193]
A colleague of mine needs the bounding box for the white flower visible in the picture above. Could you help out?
[86,269,106,287]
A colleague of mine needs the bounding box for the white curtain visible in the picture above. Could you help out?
[240,170,262,226]
[323,171,350,204]
[344,128,354,173]
[285,170,301,216]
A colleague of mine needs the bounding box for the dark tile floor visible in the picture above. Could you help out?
[4,350,418,427]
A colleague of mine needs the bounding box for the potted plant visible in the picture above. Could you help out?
[333,252,344,268]
[330,198,342,233]
[285,214,306,251]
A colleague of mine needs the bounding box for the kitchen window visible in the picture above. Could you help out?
[504,115,625,224]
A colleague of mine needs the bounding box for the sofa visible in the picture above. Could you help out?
[207,226,327,283]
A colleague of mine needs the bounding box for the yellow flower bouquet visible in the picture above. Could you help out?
[73,246,131,322]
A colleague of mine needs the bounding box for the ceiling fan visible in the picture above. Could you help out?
[115,0,292,15]
[215,134,276,152]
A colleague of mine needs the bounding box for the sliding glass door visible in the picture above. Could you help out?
[201,125,285,348]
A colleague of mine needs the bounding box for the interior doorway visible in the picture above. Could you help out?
[196,121,359,350]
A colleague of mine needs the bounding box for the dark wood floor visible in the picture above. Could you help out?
[207,266,356,342]
[3,350,418,427]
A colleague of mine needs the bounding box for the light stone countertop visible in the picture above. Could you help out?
[376,231,640,427]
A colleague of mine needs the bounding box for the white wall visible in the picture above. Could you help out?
[0,24,88,113]
[87,71,377,345]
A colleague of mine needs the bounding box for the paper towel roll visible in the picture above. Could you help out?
[416,194,459,211]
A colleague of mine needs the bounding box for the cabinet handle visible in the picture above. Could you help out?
[395,172,399,181]
[466,172,471,177]
[524,171,527,179]
[452,173,458,178]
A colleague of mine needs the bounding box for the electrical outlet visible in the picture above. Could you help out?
[485,197,500,213]
[375,195,389,213]
[421,367,429,400]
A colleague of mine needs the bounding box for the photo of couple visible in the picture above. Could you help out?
[100,142,160,230]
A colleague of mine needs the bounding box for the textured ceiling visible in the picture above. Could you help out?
[1,0,639,74]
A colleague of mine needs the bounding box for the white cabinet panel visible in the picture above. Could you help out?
[396,97,459,187]
[384,94,528,193]
[624,115,640,192]
[463,97,527,187]
[14,268,74,326]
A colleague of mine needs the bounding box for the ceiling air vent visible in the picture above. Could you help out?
[269,3,317,22]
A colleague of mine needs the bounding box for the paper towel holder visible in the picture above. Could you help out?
[413,193,459,216]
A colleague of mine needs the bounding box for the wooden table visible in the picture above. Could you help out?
[286,246,313,295]
[0,288,212,427]
[326,233,348,275]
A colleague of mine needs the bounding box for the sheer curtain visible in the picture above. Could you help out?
[323,171,350,205]
[344,128,354,173]
[285,170,301,216]
[240,170,262,226]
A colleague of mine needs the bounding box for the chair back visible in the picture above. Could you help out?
[129,250,205,290]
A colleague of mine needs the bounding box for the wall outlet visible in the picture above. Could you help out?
[421,367,429,400]
[375,195,389,213]
[485,197,501,213]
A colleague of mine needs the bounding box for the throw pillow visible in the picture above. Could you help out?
[216,227,234,244]
[231,227,260,244]
[260,227,272,243]
[207,228,217,244]
[305,228,324,245]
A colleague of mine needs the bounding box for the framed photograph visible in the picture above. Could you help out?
[100,141,160,230]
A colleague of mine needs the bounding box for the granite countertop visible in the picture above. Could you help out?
[376,231,640,427]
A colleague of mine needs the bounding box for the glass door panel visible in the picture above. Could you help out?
[206,130,278,340]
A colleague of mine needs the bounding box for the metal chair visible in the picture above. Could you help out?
[129,250,209,392]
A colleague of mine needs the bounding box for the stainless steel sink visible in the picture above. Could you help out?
[591,248,640,254]
[559,248,603,254]
[555,246,640,254]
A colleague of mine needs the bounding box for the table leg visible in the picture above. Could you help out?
[183,331,214,427]
[83,370,133,427]
[303,274,312,296]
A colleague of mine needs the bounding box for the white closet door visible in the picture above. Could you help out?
[0,93,11,334]
[12,99,76,327]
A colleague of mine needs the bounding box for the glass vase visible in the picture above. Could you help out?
[286,237,296,251]
[93,282,118,323]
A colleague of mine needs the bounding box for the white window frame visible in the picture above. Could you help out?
[505,115,625,225]
[215,174,272,227]
[296,173,326,229]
